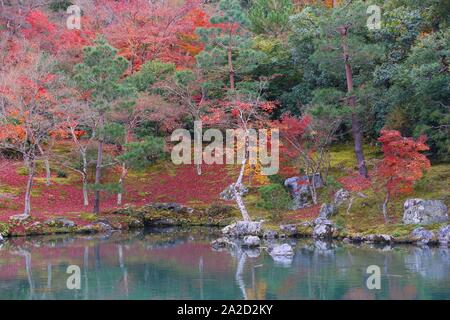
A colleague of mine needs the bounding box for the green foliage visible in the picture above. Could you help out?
[49,0,73,12]
[126,60,175,92]
[0,222,9,236]
[74,37,135,114]
[56,169,68,178]
[257,184,292,213]
[118,135,165,169]
[248,0,293,36]
[196,0,266,96]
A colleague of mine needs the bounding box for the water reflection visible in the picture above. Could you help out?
[0,228,448,300]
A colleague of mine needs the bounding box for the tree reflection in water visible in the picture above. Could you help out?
[0,228,448,300]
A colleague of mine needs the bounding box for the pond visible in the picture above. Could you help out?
[0,227,449,300]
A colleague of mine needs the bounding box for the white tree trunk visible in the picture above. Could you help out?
[234,142,251,222]
[23,158,35,216]
[44,158,51,186]
[117,163,127,206]
[81,152,88,206]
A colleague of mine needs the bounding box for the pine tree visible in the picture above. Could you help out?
[73,37,135,214]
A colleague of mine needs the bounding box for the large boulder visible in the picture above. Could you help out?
[284,176,310,209]
[313,218,336,239]
[222,221,263,237]
[411,227,435,245]
[438,225,450,246]
[403,199,448,225]
[242,235,261,248]
[318,203,338,219]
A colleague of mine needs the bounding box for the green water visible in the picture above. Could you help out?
[0,227,449,300]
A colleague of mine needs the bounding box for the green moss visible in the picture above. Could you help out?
[80,213,97,221]
[0,222,9,236]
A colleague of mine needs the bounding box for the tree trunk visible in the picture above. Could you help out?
[82,152,89,206]
[234,134,251,222]
[38,145,51,186]
[93,140,103,214]
[23,157,35,216]
[82,174,89,207]
[382,191,390,223]
[93,116,104,215]
[117,163,127,206]
[339,25,368,178]
[228,47,235,91]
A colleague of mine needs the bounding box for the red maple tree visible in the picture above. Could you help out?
[375,129,430,222]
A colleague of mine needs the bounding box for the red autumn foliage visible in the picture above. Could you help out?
[376,129,430,196]
[339,172,371,193]
[87,0,207,71]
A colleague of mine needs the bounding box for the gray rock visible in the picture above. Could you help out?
[222,221,263,237]
[403,199,448,225]
[146,218,177,226]
[93,220,113,232]
[44,218,76,228]
[242,235,261,248]
[318,203,338,219]
[146,202,194,214]
[284,176,311,209]
[263,230,278,239]
[279,224,298,236]
[211,237,235,250]
[333,189,351,207]
[438,225,450,245]
[364,234,393,243]
[411,227,435,245]
[220,183,248,201]
[313,218,336,239]
[0,233,3,242]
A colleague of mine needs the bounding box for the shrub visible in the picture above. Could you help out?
[257,184,292,219]
[57,169,68,178]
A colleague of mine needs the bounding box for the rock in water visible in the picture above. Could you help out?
[411,227,435,245]
[318,203,338,219]
[211,237,235,250]
[242,235,261,248]
[403,199,448,225]
[438,225,450,246]
[222,221,263,237]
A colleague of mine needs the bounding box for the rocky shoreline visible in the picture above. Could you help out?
[1,201,448,249]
